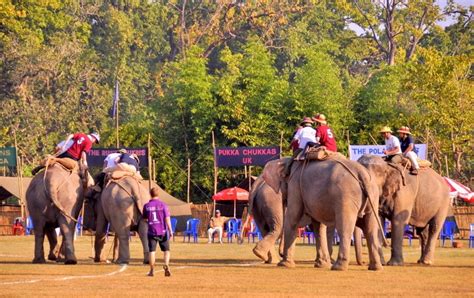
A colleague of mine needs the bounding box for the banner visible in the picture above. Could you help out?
[215,146,280,167]
[0,147,16,167]
[349,144,427,161]
[87,148,148,168]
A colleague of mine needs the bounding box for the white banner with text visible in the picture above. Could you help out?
[349,144,427,161]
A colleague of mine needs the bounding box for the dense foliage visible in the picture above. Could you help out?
[1,0,472,202]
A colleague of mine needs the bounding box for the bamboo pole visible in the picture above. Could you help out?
[147,134,152,191]
[152,159,156,182]
[212,131,217,215]
[187,158,191,204]
[346,130,351,159]
[115,80,120,148]
[14,131,25,219]
[279,131,283,158]
[445,155,449,177]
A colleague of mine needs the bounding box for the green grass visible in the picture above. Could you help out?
[0,236,473,297]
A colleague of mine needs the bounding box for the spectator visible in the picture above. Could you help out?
[12,218,24,236]
[207,210,229,244]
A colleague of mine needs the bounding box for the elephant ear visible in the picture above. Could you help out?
[382,164,404,198]
[262,158,286,194]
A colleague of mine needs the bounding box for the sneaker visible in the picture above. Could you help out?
[163,265,171,277]
[207,241,212,244]
[147,269,154,277]
[410,169,418,175]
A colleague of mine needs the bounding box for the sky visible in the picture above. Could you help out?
[348,0,472,35]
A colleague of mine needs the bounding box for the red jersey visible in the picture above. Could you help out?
[316,125,337,152]
[66,133,93,159]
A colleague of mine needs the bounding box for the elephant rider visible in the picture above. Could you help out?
[118,152,140,173]
[380,126,402,163]
[398,126,419,175]
[94,149,127,192]
[312,113,337,152]
[57,132,100,169]
[285,117,316,176]
[289,125,303,154]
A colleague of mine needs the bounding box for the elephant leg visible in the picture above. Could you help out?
[45,226,58,261]
[116,228,131,264]
[353,226,364,266]
[94,220,108,263]
[362,214,383,271]
[277,195,304,268]
[138,219,150,264]
[32,224,46,263]
[254,220,282,264]
[331,211,357,271]
[387,216,407,266]
[416,226,428,264]
[420,210,447,265]
[314,221,331,268]
[58,218,77,265]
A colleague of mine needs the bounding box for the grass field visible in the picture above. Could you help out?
[0,235,473,297]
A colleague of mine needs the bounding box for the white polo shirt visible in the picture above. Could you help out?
[385,135,402,154]
[294,126,317,149]
[104,152,121,169]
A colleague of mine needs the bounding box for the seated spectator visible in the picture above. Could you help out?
[12,218,24,236]
[207,210,229,244]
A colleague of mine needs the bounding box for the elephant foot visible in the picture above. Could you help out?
[94,257,108,263]
[417,259,433,266]
[65,259,77,265]
[368,263,383,271]
[47,253,57,261]
[277,260,296,268]
[264,251,274,264]
[253,247,269,262]
[387,258,404,266]
[331,261,348,271]
[32,257,46,264]
[314,260,331,269]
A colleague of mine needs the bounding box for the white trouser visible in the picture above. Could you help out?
[208,227,223,242]
[404,151,419,169]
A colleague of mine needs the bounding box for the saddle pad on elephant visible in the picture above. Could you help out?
[109,169,143,181]
[41,156,78,171]
[304,147,346,161]
[400,157,432,169]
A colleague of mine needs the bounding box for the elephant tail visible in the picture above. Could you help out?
[238,176,265,243]
[43,165,79,223]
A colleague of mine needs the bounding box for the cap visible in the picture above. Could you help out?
[118,148,127,154]
[215,209,221,214]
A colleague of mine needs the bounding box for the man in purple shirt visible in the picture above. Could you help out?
[143,187,173,277]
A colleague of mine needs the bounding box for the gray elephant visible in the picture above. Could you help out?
[263,157,384,271]
[358,154,450,265]
[245,176,364,266]
[26,162,89,264]
[92,175,150,264]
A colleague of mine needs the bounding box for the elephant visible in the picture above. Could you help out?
[26,162,90,264]
[263,157,384,271]
[358,154,450,265]
[91,175,150,264]
[244,175,365,266]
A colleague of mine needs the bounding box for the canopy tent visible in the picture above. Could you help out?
[0,177,31,201]
[443,177,474,204]
[212,187,249,218]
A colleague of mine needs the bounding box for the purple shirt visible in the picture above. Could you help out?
[143,199,170,236]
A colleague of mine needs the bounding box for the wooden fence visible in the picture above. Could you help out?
[453,206,474,239]
[0,205,21,235]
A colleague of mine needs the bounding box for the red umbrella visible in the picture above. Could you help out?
[212,187,249,217]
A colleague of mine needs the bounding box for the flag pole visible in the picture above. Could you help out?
[212,131,217,215]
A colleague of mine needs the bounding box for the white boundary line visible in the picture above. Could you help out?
[0,265,128,286]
